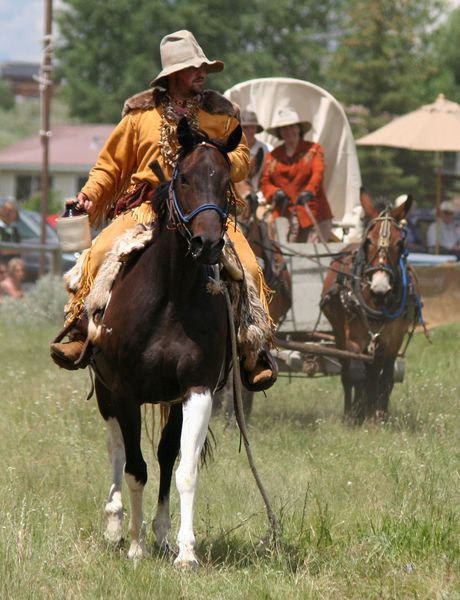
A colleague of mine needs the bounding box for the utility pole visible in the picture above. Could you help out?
[39,0,53,275]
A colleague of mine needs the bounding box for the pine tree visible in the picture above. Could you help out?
[325,0,446,204]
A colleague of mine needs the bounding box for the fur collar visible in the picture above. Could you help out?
[122,87,240,119]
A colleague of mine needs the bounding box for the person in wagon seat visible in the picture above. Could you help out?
[259,106,333,242]
[50,30,276,391]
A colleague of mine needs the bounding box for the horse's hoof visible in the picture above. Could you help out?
[127,540,147,560]
[374,410,389,423]
[156,539,176,558]
[104,531,124,548]
[174,548,200,569]
[173,557,200,570]
[104,522,124,545]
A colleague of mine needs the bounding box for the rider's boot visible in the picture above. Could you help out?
[242,348,278,392]
[50,315,89,370]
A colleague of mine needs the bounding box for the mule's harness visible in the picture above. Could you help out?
[322,210,426,357]
[349,209,416,322]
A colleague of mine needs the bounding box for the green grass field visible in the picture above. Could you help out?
[0,279,459,599]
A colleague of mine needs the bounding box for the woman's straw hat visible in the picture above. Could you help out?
[266,106,312,138]
[151,30,224,87]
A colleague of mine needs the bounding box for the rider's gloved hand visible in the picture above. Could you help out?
[297,191,314,205]
[272,189,288,204]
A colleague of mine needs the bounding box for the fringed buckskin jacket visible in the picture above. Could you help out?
[81,87,249,227]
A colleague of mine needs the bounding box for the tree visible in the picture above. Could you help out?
[55,0,343,122]
[325,0,447,203]
[0,80,15,111]
[433,7,460,102]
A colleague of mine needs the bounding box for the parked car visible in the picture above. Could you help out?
[5,209,78,282]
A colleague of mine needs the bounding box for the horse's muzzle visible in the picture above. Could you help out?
[369,270,392,296]
[190,235,225,265]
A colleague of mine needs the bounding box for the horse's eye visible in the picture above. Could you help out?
[180,174,189,186]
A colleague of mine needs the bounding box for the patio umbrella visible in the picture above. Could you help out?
[357,94,460,251]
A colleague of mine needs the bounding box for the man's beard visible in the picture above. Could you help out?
[190,79,205,94]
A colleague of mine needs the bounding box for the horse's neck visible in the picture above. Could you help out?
[150,229,205,296]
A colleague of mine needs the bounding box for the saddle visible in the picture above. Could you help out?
[52,224,275,392]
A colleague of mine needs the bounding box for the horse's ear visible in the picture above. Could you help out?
[223,124,243,154]
[177,117,195,153]
[360,187,379,219]
[391,194,413,221]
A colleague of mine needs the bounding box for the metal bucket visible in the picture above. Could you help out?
[55,214,92,251]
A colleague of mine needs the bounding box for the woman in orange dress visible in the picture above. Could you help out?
[260,106,333,242]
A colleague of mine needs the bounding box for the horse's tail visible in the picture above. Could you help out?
[201,428,216,468]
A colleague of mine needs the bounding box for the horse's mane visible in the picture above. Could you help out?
[150,180,170,227]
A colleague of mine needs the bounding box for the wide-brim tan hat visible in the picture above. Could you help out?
[150,30,224,87]
[266,106,312,138]
[240,109,263,133]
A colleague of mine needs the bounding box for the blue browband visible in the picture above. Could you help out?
[171,164,229,225]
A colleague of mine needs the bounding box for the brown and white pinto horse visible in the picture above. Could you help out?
[321,193,421,424]
[92,118,242,566]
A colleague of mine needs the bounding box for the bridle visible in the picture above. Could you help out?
[167,141,231,243]
[352,209,410,320]
[361,209,405,283]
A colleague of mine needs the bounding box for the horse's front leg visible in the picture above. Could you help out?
[375,358,395,421]
[364,362,380,420]
[104,417,125,544]
[174,388,212,568]
[153,403,182,552]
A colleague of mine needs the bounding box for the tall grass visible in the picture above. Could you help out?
[0,282,459,599]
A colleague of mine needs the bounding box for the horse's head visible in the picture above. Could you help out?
[360,192,412,297]
[165,117,242,264]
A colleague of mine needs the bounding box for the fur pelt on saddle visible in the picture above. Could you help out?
[65,224,272,366]
[122,87,240,119]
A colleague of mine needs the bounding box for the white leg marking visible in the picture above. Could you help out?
[174,389,212,568]
[104,417,125,543]
[370,271,391,295]
[125,472,147,559]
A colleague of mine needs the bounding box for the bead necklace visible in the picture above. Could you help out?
[159,94,201,168]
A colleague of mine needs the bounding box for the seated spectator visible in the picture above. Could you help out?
[0,262,7,302]
[426,200,460,259]
[0,197,21,264]
[394,195,425,253]
[260,106,333,242]
[0,257,25,299]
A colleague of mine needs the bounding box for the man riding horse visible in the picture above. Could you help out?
[50,30,276,390]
